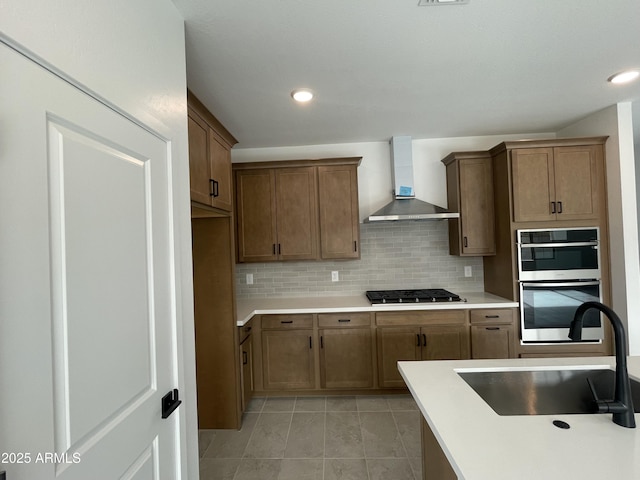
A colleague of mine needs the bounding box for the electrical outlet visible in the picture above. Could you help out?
[246,273,254,285]
[464,266,472,278]
[331,271,339,282]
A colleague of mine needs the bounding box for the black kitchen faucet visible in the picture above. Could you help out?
[569,301,636,428]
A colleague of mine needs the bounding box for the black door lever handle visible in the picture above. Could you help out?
[161,389,182,419]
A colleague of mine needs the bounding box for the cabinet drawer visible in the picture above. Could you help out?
[376,310,465,326]
[261,314,313,329]
[469,309,515,325]
[318,312,371,328]
[239,322,253,344]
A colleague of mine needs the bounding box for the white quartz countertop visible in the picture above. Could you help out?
[235,292,518,326]
[399,356,640,480]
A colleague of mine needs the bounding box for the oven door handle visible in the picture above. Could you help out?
[518,241,598,248]
[520,281,601,288]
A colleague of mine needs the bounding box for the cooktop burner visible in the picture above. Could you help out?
[366,288,464,304]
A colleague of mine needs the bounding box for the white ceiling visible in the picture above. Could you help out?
[171,0,640,149]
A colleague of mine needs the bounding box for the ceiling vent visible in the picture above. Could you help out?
[418,0,469,5]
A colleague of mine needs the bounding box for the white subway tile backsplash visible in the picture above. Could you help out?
[236,221,484,298]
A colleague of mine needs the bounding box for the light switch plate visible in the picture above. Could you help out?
[331,271,339,282]
[246,273,254,285]
[464,266,472,277]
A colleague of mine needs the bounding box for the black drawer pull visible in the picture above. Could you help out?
[484,315,500,318]
[338,319,351,323]
[422,334,427,346]
[557,201,563,213]
[486,327,501,331]
[280,320,293,324]
[416,334,421,347]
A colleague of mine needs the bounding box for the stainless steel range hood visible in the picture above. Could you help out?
[366,136,460,222]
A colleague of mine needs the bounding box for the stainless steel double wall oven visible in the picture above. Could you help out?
[517,227,603,343]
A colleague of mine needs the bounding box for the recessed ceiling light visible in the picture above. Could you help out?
[291,89,314,103]
[607,70,640,84]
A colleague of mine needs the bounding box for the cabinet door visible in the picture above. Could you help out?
[553,145,598,220]
[459,157,495,255]
[511,148,555,222]
[188,111,212,205]
[377,327,421,388]
[320,328,373,389]
[235,169,278,262]
[240,336,254,411]
[262,330,315,390]
[471,325,513,359]
[421,325,470,360]
[275,167,319,260]
[318,165,360,259]
[209,130,233,211]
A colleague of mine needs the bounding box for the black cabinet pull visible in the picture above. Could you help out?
[557,201,563,213]
[422,334,427,346]
[551,201,556,214]
[416,334,421,347]
[309,336,312,349]
[272,244,276,255]
[242,351,248,365]
[280,320,293,324]
[209,178,215,196]
[485,315,500,318]
[486,327,501,331]
[463,236,468,248]
[338,319,351,323]
[320,336,324,348]
[278,244,281,255]
[210,179,219,197]
[354,241,358,252]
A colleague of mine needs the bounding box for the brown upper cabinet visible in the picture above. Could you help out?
[188,91,237,212]
[235,166,319,262]
[234,158,361,263]
[510,145,601,222]
[318,164,360,259]
[442,151,495,256]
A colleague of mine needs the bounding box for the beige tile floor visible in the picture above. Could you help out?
[199,395,422,480]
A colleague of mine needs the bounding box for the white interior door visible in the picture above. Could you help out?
[0,42,180,479]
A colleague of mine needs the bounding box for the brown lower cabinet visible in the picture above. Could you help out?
[261,314,316,390]
[249,308,518,397]
[470,308,516,359]
[377,325,470,388]
[319,313,374,389]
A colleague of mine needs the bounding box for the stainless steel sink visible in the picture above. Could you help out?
[458,368,640,416]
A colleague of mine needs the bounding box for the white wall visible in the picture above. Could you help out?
[1,1,198,477]
[232,132,554,222]
[557,103,640,354]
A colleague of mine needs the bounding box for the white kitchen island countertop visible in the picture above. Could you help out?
[235,291,518,326]
[399,356,640,480]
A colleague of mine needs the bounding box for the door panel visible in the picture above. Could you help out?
[0,43,178,479]
[511,148,555,222]
[377,327,421,388]
[320,328,373,389]
[553,146,598,219]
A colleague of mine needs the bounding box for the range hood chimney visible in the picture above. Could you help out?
[366,136,460,222]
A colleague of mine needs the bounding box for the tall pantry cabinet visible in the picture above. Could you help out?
[188,90,243,429]
[482,136,612,357]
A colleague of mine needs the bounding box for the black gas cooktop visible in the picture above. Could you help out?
[365,288,464,304]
